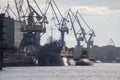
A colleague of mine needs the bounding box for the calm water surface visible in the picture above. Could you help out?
[0,63,120,80]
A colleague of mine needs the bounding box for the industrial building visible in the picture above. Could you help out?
[3,16,23,49]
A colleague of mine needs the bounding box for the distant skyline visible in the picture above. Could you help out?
[0,0,120,47]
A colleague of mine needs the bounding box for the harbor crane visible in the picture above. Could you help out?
[66,9,95,60]
[67,9,86,60]
[76,11,95,50]
[76,11,95,59]
[66,10,95,65]
[14,0,48,53]
[45,0,69,47]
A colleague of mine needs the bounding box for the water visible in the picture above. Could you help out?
[0,63,120,80]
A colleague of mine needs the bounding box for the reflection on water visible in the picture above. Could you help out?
[0,63,120,80]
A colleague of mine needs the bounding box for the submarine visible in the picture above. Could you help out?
[38,41,64,66]
[75,49,93,66]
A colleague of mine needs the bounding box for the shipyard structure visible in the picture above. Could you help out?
[3,16,23,49]
[2,18,63,66]
[1,0,120,67]
[1,13,120,67]
[2,15,24,65]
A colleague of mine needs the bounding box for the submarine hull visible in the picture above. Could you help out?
[75,58,93,66]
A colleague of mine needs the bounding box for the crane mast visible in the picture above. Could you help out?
[87,30,95,49]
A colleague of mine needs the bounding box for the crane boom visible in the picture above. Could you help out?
[67,10,77,41]
[67,9,86,43]
[14,0,24,21]
[47,0,69,47]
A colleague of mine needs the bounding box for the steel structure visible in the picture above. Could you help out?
[76,11,95,49]
[66,9,86,59]
[66,9,96,60]
[14,0,48,52]
[45,0,69,47]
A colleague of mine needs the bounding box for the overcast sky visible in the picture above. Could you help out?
[0,0,120,47]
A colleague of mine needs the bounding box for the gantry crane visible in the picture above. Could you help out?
[76,11,95,50]
[75,11,96,59]
[14,0,48,53]
[66,9,86,60]
[45,0,69,47]
[66,9,96,60]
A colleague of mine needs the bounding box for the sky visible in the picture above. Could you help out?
[0,0,120,47]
